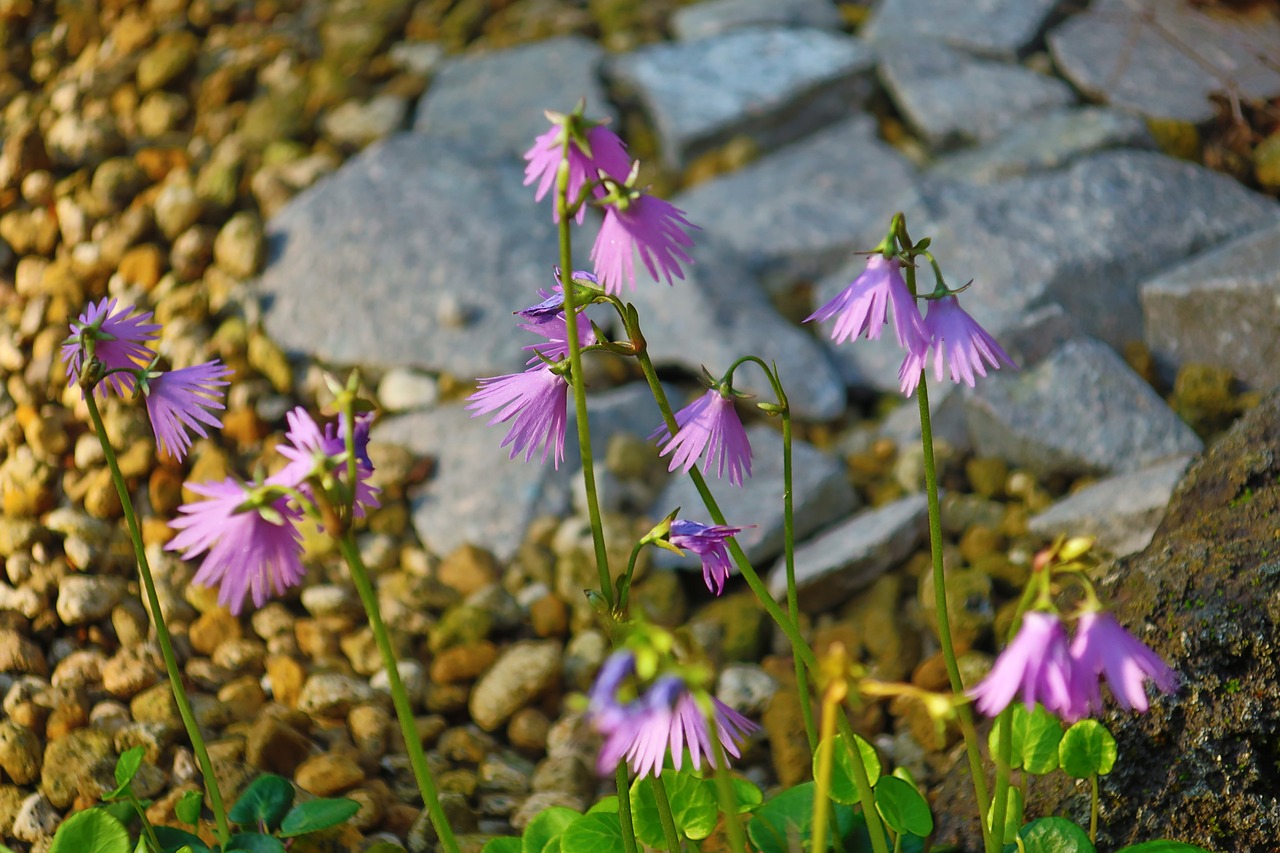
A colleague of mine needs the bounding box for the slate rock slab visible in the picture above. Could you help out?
[673,116,917,293]
[863,0,1065,59]
[606,26,875,170]
[1048,0,1280,124]
[1029,455,1194,557]
[412,35,615,160]
[963,337,1203,478]
[651,423,858,570]
[928,107,1153,184]
[624,237,847,421]
[767,493,928,611]
[258,133,563,381]
[1141,220,1280,390]
[670,0,842,41]
[375,382,665,561]
[877,40,1075,150]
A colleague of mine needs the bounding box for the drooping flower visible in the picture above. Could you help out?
[273,407,380,517]
[806,254,927,355]
[587,652,759,778]
[669,519,746,595]
[521,311,597,363]
[524,121,631,223]
[62,298,161,398]
[143,361,232,462]
[651,389,752,486]
[1069,610,1178,714]
[898,294,1015,397]
[591,191,697,294]
[968,611,1082,720]
[467,364,570,467]
[166,478,306,615]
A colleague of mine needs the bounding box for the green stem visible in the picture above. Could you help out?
[915,374,993,853]
[989,706,1013,848]
[616,765,640,853]
[338,534,459,853]
[1089,773,1099,843]
[556,158,612,604]
[811,696,838,853]
[651,774,684,852]
[617,542,644,615]
[705,715,748,853]
[127,792,162,853]
[83,393,230,848]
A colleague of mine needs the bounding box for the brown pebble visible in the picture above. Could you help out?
[507,707,550,752]
[911,651,951,692]
[118,244,164,289]
[529,594,568,638]
[218,677,266,722]
[383,802,419,836]
[437,543,499,596]
[429,642,497,685]
[348,703,389,760]
[266,655,305,708]
[295,751,364,796]
[245,715,314,776]
[188,608,241,656]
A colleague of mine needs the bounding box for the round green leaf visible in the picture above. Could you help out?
[1059,720,1118,778]
[874,775,933,837]
[228,774,295,830]
[1114,843,1214,853]
[629,771,718,848]
[587,796,619,814]
[175,790,203,827]
[986,784,1024,845]
[49,809,131,853]
[482,839,522,853]
[990,704,1063,775]
[278,798,361,837]
[1017,817,1097,853]
[152,825,212,853]
[522,806,579,853]
[730,775,764,814]
[225,833,287,853]
[746,781,857,853]
[558,812,628,853]
[819,732,883,805]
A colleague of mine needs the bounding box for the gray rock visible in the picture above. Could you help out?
[413,36,615,160]
[878,40,1075,150]
[376,383,664,562]
[296,673,377,718]
[469,641,562,732]
[671,0,843,41]
[928,107,1154,184]
[1049,0,1280,124]
[1140,221,1280,390]
[259,134,560,381]
[1030,455,1194,557]
[651,423,858,568]
[607,27,874,170]
[716,663,778,716]
[673,115,917,293]
[964,337,1203,478]
[863,0,1065,59]
[624,238,846,420]
[816,151,1280,391]
[322,94,411,149]
[55,576,125,626]
[11,792,58,843]
[377,368,440,412]
[767,493,928,610]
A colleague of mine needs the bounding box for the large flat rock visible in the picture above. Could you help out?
[863,0,1065,59]
[1048,0,1280,124]
[673,116,918,293]
[1141,220,1280,390]
[606,26,875,170]
[670,0,843,41]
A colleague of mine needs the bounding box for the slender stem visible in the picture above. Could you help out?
[83,393,230,848]
[1089,773,1099,843]
[916,375,993,853]
[338,534,460,853]
[650,774,684,852]
[780,403,817,753]
[811,694,839,853]
[556,159,612,604]
[617,542,644,615]
[616,765,640,853]
[127,792,162,853]
[844,728,885,853]
[705,713,748,853]
[989,706,1013,848]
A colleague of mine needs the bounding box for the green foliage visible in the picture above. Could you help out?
[1059,720,1117,778]
[153,826,211,853]
[176,790,203,826]
[278,798,362,837]
[987,785,1024,845]
[559,811,629,853]
[228,774,295,830]
[629,770,718,847]
[48,809,132,853]
[990,704,1063,775]
[1004,817,1095,853]
[521,806,580,853]
[818,732,883,805]
[225,834,286,853]
[482,838,523,853]
[874,775,933,838]
[1114,843,1215,852]
[746,781,857,853]
[109,747,145,800]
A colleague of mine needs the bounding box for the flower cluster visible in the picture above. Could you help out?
[807,254,1015,397]
[968,609,1178,722]
[587,650,758,778]
[167,407,380,615]
[63,298,230,461]
[651,388,753,487]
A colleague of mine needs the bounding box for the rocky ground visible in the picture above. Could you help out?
[1,0,1279,851]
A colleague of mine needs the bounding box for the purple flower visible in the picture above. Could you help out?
[651,389,752,486]
[587,653,758,778]
[143,361,232,462]
[670,519,746,595]
[467,364,570,468]
[273,407,380,517]
[524,122,631,224]
[591,193,697,294]
[520,312,597,363]
[968,611,1082,720]
[1070,611,1178,714]
[166,478,306,615]
[805,255,927,355]
[898,294,1016,397]
[62,298,161,398]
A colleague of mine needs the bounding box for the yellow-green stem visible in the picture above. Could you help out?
[706,718,749,853]
[338,534,460,853]
[990,707,1014,848]
[616,765,640,853]
[651,774,683,852]
[556,159,612,603]
[83,393,230,848]
[1090,773,1099,843]
[811,697,839,853]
